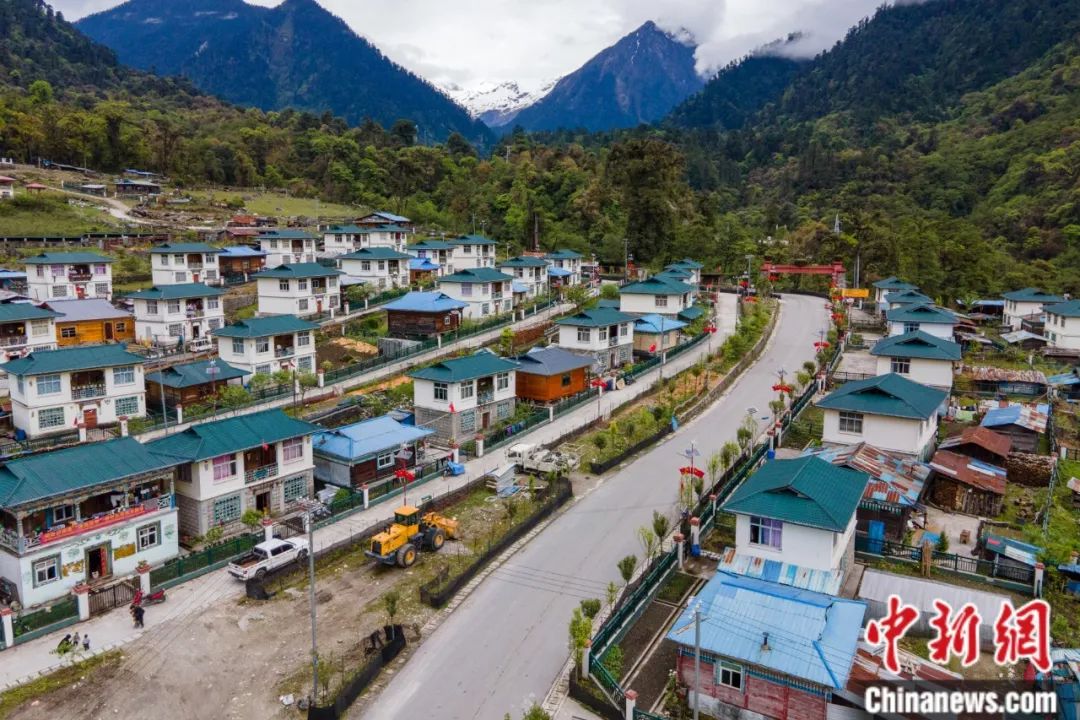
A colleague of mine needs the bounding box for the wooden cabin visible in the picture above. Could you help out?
[44,298,135,347]
[928,450,1007,516]
[312,416,436,495]
[144,359,245,409]
[384,291,466,338]
[514,346,592,403]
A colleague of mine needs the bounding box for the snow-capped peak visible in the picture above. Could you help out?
[444,79,558,127]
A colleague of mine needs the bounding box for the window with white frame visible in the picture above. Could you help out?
[137,522,160,550]
[376,453,394,469]
[167,324,183,337]
[749,516,783,549]
[460,409,475,433]
[207,298,220,310]
[279,279,290,292]
[620,323,628,337]
[167,300,181,314]
[30,319,50,337]
[481,303,490,315]
[50,264,64,277]
[434,382,448,401]
[213,454,237,482]
[35,265,44,277]
[146,300,158,315]
[94,264,107,275]
[255,364,271,375]
[577,327,591,343]
[890,358,911,374]
[282,437,304,463]
[38,407,65,429]
[213,494,242,523]
[52,503,75,523]
[297,356,313,373]
[459,380,475,400]
[174,272,186,282]
[33,555,60,587]
[298,299,309,311]
[361,261,371,272]
[904,322,920,334]
[160,254,170,265]
[496,373,510,391]
[231,338,245,355]
[115,396,140,416]
[297,332,311,347]
[113,366,135,385]
[15,375,23,394]
[497,402,511,419]
[298,279,309,291]
[599,327,608,341]
[655,295,668,308]
[717,661,743,691]
[51,286,68,298]
[838,411,864,434]
[172,255,184,266]
[208,318,222,330]
[256,338,270,353]
[37,374,61,395]
[283,475,307,503]
[461,283,473,297]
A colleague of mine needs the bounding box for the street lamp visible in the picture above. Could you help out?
[206,358,220,416]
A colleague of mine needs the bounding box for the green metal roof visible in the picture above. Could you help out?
[667,258,703,269]
[409,351,518,382]
[149,243,222,254]
[885,303,958,325]
[146,408,320,462]
[1046,300,1080,318]
[0,437,180,509]
[408,240,454,251]
[884,290,932,305]
[439,268,514,284]
[620,276,694,295]
[254,263,343,279]
[870,331,962,361]
[678,305,706,321]
[324,225,367,234]
[0,304,59,322]
[23,252,113,265]
[498,256,549,268]
[126,283,226,300]
[1003,287,1065,303]
[212,315,319,338]
[449,234,497,246]
[872,276,918,291]
[257,229,316,240]
[816,373,948,420]
[145,359,246,389]
[339,248,411,261]
[722,457,869,532]
[0,344,143,377]
[554,307,635,327]
[545,249,583,260]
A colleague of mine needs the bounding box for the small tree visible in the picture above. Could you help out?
[522,705,552,720]
[248,372,272,396]
[320,360,334,374]
[499,327,514,356]
[652,510,670,542]
[606,580,619,608]
[505,497,520,525]
[802,360,817,375]
[935,533,950,553]
[241,508,263,530]
[638,526,658,564]
[564,284,589,308]
[271,369,293,388]
[346,283,372,306]
[601,645,624,681]
[568,607,591,675]
[383,590,400,638]
[580,598,601,620]
[707,452,722,487]
[720,441,740,470]
[297,371,319,404]
[217,385,252,411]
[600,283,619,300]
[617,554,638,585]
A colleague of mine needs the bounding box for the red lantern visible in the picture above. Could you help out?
[680,466,705,479]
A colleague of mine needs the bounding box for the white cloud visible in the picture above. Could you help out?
[52,0,913,90]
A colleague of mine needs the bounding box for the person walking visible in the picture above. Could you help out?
[133,604,145,629]
[82,633,90,652]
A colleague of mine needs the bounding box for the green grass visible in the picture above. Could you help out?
[0,650,121,718]
[190,190,359,220]
[657,572,696,604]
[0,193,120,236]
[231,303,257,321]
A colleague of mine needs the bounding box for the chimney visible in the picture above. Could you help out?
[997,394,1009,409]
[761,632,770,651]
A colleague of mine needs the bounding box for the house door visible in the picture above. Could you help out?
[317,298,323,313]
[75,285,85,299]
[255,491,271,513]
[192,325,201,338]
[85,543,112,582]
[104,322,114,340]
[609,351,617,368]
[481,412,491,430]
[192,272,200,283]
[82,407,98,428]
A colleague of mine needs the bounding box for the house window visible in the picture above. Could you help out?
[283,437,304,463]
[172,255,185,266]
[890,358,911,375]
[137,522,160,551]
[497,373,510,391]
[283,475,307,503]
[50,264,64,277]
[60,327,77,338]
[30,320,50,337]
[361,261,371,272]
[231,338,245,355]
[749,516,783,549]
[481,303,490,315]
[434,382,448,401]
[376,453,395,469]
[297,356,313,373]
[655,295,668,308]
[461,283,473,297]
[256,338,270,354]
[160,254,170,266]
[599,327,608,341]
[497,401,511,419]
[174,272,186,282]
[561,374,572,387]
[213,454,237,482]
[113,366,135,385]
[116,322,126,332]
[52,503,75,523]
[38,407,65,429]
[35,265,44,277]
[167,324,183,337]
[459,380,475,400]
[15,375,23,394]
[33,555,60,587]
[377,261,386,271]
[904,322,920,334]
[329,295,339,308]
[167,300,181,314]
[297,332,311,347]
[255,364,271,375]
[620,323,628,337]
[51,286,68,298]
[93,264,107,275]
[37,374,61,395]
[115,396,140,416]
[146,300,158,315]
[207,298,220,310]
[838,411,864,434]
[298,279,309,291]
[279,279,291,292]
[208,318,222,330]
[213,494,242,523]
[460,409,475,433]
[717,661,743,691]
[298,299,309,312]
[577,327,591,343]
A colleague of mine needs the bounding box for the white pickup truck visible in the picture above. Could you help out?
[227,537,309,581]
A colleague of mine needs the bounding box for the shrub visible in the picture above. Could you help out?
[580,598,601,620]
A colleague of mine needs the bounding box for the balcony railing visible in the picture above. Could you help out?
[72,384,106,400]
[0,334,27,347]
[8,495,173,552]
[185,310,205,319]
[492,292,504,300]
[477,390,495,405]
[68,272,92,282]
[608,336,620,347]
[245,463,279,485]
[274,347,295,358]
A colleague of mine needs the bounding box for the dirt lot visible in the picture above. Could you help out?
[317,337,379,368]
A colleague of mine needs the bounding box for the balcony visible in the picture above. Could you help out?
[608,336,620,347]
[68,272,92,282]
[72,384,106,400]
[274,347,295,358]
[4,495,173,553]
[245,463,279,485]
[477,390,495,405]
[492,292,504,301]
[185,309,206,319]
[0,334,27,347]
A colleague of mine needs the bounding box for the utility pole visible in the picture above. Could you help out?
[623,238,629,282]
[159,376,169,434]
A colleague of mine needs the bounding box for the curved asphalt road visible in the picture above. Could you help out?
[363,294,828,720]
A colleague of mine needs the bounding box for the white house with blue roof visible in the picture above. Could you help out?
[313,416,436,494]
[619,275,694,316]
[211,315,320,378]
[872,277,918,311]
[449,234,497,270]
[1044,299,1080,350]
[149,243,223,286]
[885,303,958,340]
[633,314,686,355]
[255,263,343,318]
[498,256,549,298]
[0,437,181,606]
[664,258,704,286]
[869,330,961,389]
[408,239,454,276]
[128,283,226,345]
[322,224,410,257]
[436,267,514,320]
[544,249,583,286]
[257,229,318,268]
[1003,287,1066,330]
[0,303,59,358]
[554,307,635,371]
[666,571,865,720]
[409,350,518,442]
[338,248,411,290]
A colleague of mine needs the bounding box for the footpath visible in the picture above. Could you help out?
[0,296,739,690]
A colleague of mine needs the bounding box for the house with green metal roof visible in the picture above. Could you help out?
[256,229,318,267]
[619,276,694,316]
[1003,288,1067,331]
[127,283,227,347]
[0,303,60,356]
[212,315,319,379]
[870,331,961,390]
[150,243,224,287]
[145,358,245,409]
[448,235,498,273]
[409,350,518,443]
[817,373,948,459]
[872,276,919,308]
[147,408,320,538]
[1,344,147,439]
[664,259,704,285]
[554,308,635,371]
[498,256,549,298]
[254,263,343,319]
[724,456,869,575]
[437,267,514,320]
[544,249,584,286]
[884,289,932,308]
[0,437,182,606]
[25,252,114,303]
[885,303,958,340]
[323,221,411,257]
[338,247,411,291]
[408,240,455,277]
[1045,300,1080,351]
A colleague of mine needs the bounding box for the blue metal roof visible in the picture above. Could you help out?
[383,291,466,313]
[1048,372,1080,387]
[714,547,843,595]
[981,403,1049,432]
[219,246,267,257]
[982,533,1043,567]
[634,314,687,334]
[511,280,529,293]
[408,258,440,271]
[363,211,410,223]
[312,416,433,462]
[666,572,865,689]
[547,267,572,277]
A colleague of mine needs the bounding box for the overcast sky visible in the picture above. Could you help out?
[53,0,899,91]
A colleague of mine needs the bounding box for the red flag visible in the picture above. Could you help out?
[261,440,269,451]
[449,402,456,413]
[72,414,80,427]
[649,343,657,353]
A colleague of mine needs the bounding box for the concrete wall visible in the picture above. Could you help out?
[887,321,954,339]
[874,355,953,389]
[1047,314,1080,349]
[822,408,936,459]
[620,293,690,316]
[734,512,852,573]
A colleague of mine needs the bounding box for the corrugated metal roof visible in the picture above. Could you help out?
[547,267,572,277]
[884,290,932,305]
[871,277,918,291]
[869,331,961,361]
[312,415,433,462]
[212,315,319,338]
[218,246,267,257]
[1049,372,1080,387]
[816,373,947,420]
[449,234,497,246]
[126,283,226,300]
[1003,288,1065,303]
[620,276,694,295]
[678,305,706,321]
[23,252,113,265]
[634,314,687,334]
[383,291,465,313]
[885,303,958,325]
[45,299,131,322]
[802,443,929,509]
[1000,330,1048,345]
[0,344,143,376]
[362,211,410,223]
[666,572,865,689]
[981,402,1049,433]
[714,547,843,595]
[149,243,222,254]
[409,350,518,382]
[554,308,634,327]
[0,303,59,322]
[982,533,1042,567]
[1047,300,1080,318]
[408,258,440,271]
[146,408,319,462]
[859,568,1010,627]
[145,359,246,389]
[929,450,1007,495]
[514,346,593,376]
[545,249,584,259]
[498,256,549,268]
[408,240,454,251]
[339,248,411,261]
[938,426,1012,459]
[254,263,343,279]
[256,229,316,240]
[439,267,513,283]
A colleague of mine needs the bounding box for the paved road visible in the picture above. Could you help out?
[363,294,827,720]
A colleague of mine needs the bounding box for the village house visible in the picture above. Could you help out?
[407,239,454,276]
[408,257,440,284]
[666,571,865,720]
[619,276,694,316]
[513,346,592,403]
[257,229,318,268]
[816,373,947,459]
[1003,288,1066,330]
[0,438,180,606]
[147,409,319,539]
[869,330,960,390]
[218,226,261,244]
[872,277,919,310]
[554,307,635,372]
[885,303,958,339]
[0,303,59,358]
[884,289,932,309]
[938,426,1012,466]
[1,344,147,438]
[217,246,267,280]
[664,258,704,286]
[46,299,134,347]
[409,351,518,443]
[356,211,411,229]
[338,248,411,290]
[24,252,114,302]
[113,179,160,197]
[149,243,223,286]
[255,263,342,318]
[961,366,1048,397]
[322,224,410,256]
[312,416,436,497]
[1000,329,1048,351]
[448,235,497,270]
[212,315,319,379]
[0,176,14,199]
[383,291,466,339]
[497,256,549,298]
[436,267,513,320]
[980,400,1049,453]
[145,358,246,412]
[633,314,687,355]
[544,249,583,287]
[927,449,1007,516]
[128,283,226,346]
[1044,299,1080,350]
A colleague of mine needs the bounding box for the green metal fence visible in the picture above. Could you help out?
[12,596,79,644]
[150,532,261,588]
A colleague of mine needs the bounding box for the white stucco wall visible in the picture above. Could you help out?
[733,512,855,574]
[887,321,955,339]
[874,356,954,389]
[822,408,937,458]
[413,372,516,413]
[620,293,689,315]
[1046,314,1080,350]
